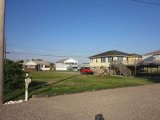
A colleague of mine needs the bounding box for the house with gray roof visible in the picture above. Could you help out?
[89,50,142,68]
[89,50,142,76]
[23,59,50,71]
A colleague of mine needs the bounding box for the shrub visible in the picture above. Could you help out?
[4,60,25,92]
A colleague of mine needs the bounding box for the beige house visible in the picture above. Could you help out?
[23,59,50,71]
[89,50,142,69]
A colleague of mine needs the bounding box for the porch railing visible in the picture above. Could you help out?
[110,61,132,77]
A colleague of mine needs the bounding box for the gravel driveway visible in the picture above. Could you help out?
[1,84,160,120]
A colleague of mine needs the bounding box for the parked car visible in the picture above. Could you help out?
[67,66,78,71]
[80,67,94,75]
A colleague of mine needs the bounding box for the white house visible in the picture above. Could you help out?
[143,50,160,63]
[23,59,50,71]
[55,58,78,71]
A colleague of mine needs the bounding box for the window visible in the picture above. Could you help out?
[96,59,98,63]
[108,57,113,63]
[100,66,103,69]
[117,57,123,61]
[101,57,106,63]
[45,65,49,68]
[73,67,78,69]
[127,57,129,63]
[90,59,93,63]
[26,65,35,68]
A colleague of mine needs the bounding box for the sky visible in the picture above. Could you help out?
[5,0,160,63]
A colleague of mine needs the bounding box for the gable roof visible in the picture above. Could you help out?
[24,60,50,65]
[64,58,78,63]
[129,53,142,57]
[35,61,50,65]
[56,58,69,63]
[89,50,141,58]
[143,55,154,62]
[56,58,78,63]
[143,50,160,56]
[25,61,37,66]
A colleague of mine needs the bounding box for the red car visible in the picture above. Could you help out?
[80,67,94,75]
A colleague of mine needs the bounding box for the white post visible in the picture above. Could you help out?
[25,83,29,101]
[25,77,31,101]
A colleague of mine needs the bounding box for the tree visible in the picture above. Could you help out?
[4,60,25,91]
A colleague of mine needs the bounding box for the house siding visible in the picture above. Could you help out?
[55,58,78,71]
[90,56,141,68]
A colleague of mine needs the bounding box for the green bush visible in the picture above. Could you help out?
[4,60,25,92]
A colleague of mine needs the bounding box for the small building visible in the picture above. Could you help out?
[23,59,50,71]
[143,50,160,63]
[142,50,160,73]
[55,58,78,71]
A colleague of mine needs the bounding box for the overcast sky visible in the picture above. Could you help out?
[5,0,160,63]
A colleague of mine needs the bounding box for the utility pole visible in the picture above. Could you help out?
[0,0,5,105]
[3,37,6,62]
[97,48,99,54]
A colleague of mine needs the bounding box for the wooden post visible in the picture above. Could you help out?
[0,0,5,105]
[135,65,137,76]
[134,61,137,76]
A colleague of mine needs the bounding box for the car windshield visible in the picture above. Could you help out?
[82,67,90,69]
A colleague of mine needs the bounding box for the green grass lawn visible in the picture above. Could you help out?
[4,71,160,102]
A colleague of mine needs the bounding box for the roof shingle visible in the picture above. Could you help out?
[89,50,141,58]
[143,50,160,56]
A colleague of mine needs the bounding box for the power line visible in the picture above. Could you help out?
[7,51,88,58]
[132,0,160,6]
[7,43,59,51]
[6,43,96,53]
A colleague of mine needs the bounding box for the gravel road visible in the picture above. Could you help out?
[0,84,160,120]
